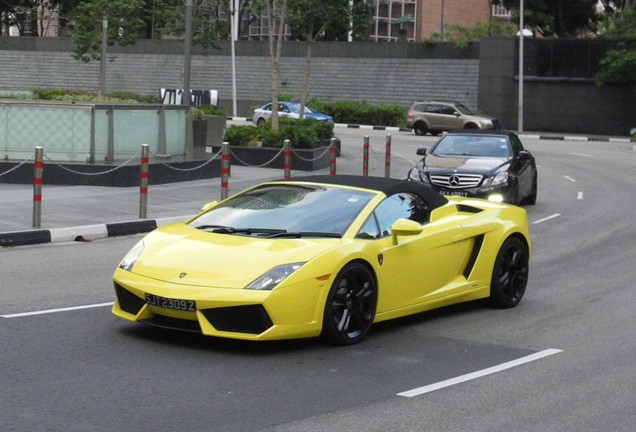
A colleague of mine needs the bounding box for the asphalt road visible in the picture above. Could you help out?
[1,130,636,431]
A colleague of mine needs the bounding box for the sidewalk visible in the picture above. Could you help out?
[0,137,417,246]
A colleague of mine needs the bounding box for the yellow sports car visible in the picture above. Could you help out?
[112,175,531,345]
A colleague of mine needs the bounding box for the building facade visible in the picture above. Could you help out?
[366,0,511,42]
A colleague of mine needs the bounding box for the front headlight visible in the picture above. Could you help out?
[118,240,144,272]
[245,262,305,290]
[491,171,509,186]
[483,171,509,187]
[408,166,428,183]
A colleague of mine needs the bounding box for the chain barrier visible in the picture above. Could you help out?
[291,145,332,162]
[149,148,223,172]
[0,157,32,177]
[229,147,285,168]
[43,152,141,176]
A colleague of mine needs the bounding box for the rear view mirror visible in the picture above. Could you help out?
[416,148,427,156]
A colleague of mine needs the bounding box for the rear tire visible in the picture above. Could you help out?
[321,263,377,345]
[413,122,428,136]
[489,237,529,308]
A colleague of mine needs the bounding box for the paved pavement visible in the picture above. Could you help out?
[0,128,417,246]
[1,122,632,247]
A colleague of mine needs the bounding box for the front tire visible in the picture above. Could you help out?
[489,237,528,308]
[321,263,377,345]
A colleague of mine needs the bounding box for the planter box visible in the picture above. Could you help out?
[212,144,335,171]
[193,115,226,159]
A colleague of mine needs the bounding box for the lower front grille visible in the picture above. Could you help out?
[141,315,202,333]
[430,173,482,188]
[202,305,273,335]
[114,283,145,315]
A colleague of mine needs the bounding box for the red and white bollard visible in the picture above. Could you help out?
[384,134,392,178]
[139,144,149,219]
[283,140,292,180]
[329,137,337,176]
[221,142,230,200]
[32,146,44,228]
[362,136,370,176]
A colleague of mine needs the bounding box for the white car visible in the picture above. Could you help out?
[252,101,333,125]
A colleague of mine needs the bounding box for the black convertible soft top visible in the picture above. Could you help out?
[281,175,449,209]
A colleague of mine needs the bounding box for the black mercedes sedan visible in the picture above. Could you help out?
[407,130,537,205]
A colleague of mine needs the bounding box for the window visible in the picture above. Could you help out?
[356,192,431,239]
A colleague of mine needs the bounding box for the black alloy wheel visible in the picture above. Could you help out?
[322,263,378,345]
[489,237,529,308]
[413,122,428,136]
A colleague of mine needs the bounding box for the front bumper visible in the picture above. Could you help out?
[435,183,514,203]
[112,268,330,341]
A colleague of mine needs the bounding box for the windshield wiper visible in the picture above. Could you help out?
[267,231,342,239]
[194,225,287,235]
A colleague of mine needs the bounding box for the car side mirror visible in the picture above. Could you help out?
[391,218,423,244]
[518,150,531,160]
[200,201,218,212]
[416,148,427,156]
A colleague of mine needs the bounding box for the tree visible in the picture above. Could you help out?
[0,0,65,36]
[262,0,288,131]
[71,0,146,62]
[493,0,598,37]
[71,0,225,62]
[286,0,350,119]
[596,7,636,87]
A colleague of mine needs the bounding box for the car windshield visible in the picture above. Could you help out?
[190,184,375,236]
[431,135,512,158]
[454,103,474,115]
[287,103,314,114]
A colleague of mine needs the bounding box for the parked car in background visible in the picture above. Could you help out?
[407,100,499,136]
[252,101,333,125]
[408,130,537,206]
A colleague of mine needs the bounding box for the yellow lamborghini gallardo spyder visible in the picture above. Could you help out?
[112,175,531,345]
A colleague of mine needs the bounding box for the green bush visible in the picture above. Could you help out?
[223,125,262,147]
[192,106,226,119]
[309,99,406,127]
[29,88,160,103]
[223,117,334,149]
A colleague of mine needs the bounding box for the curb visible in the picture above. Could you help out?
[227,117,633,142]
[0,216,192,248]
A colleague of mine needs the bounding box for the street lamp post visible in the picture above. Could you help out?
[518,0,524,133]
[183,0,193,106]
[230,0,238,117]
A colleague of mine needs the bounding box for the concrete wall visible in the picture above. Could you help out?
[1,36,633,135]
[478,38,634,135]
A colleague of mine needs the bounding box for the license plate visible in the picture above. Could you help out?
[441,190,468,197]
[145,293,196,312]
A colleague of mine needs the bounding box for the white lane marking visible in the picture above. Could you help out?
[569,152,593,157]
[1,302,114,318]
[532,213,561,224]
[578,191,584,200]
[564,175,577,182]
[397,349,563,398]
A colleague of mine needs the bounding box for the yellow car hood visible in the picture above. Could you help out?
[131,223,340,288]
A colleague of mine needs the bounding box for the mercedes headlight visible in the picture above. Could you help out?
[408,166,428,183]
[483,171,509,187]
[118,240,144,272]
[245,262,305,290]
